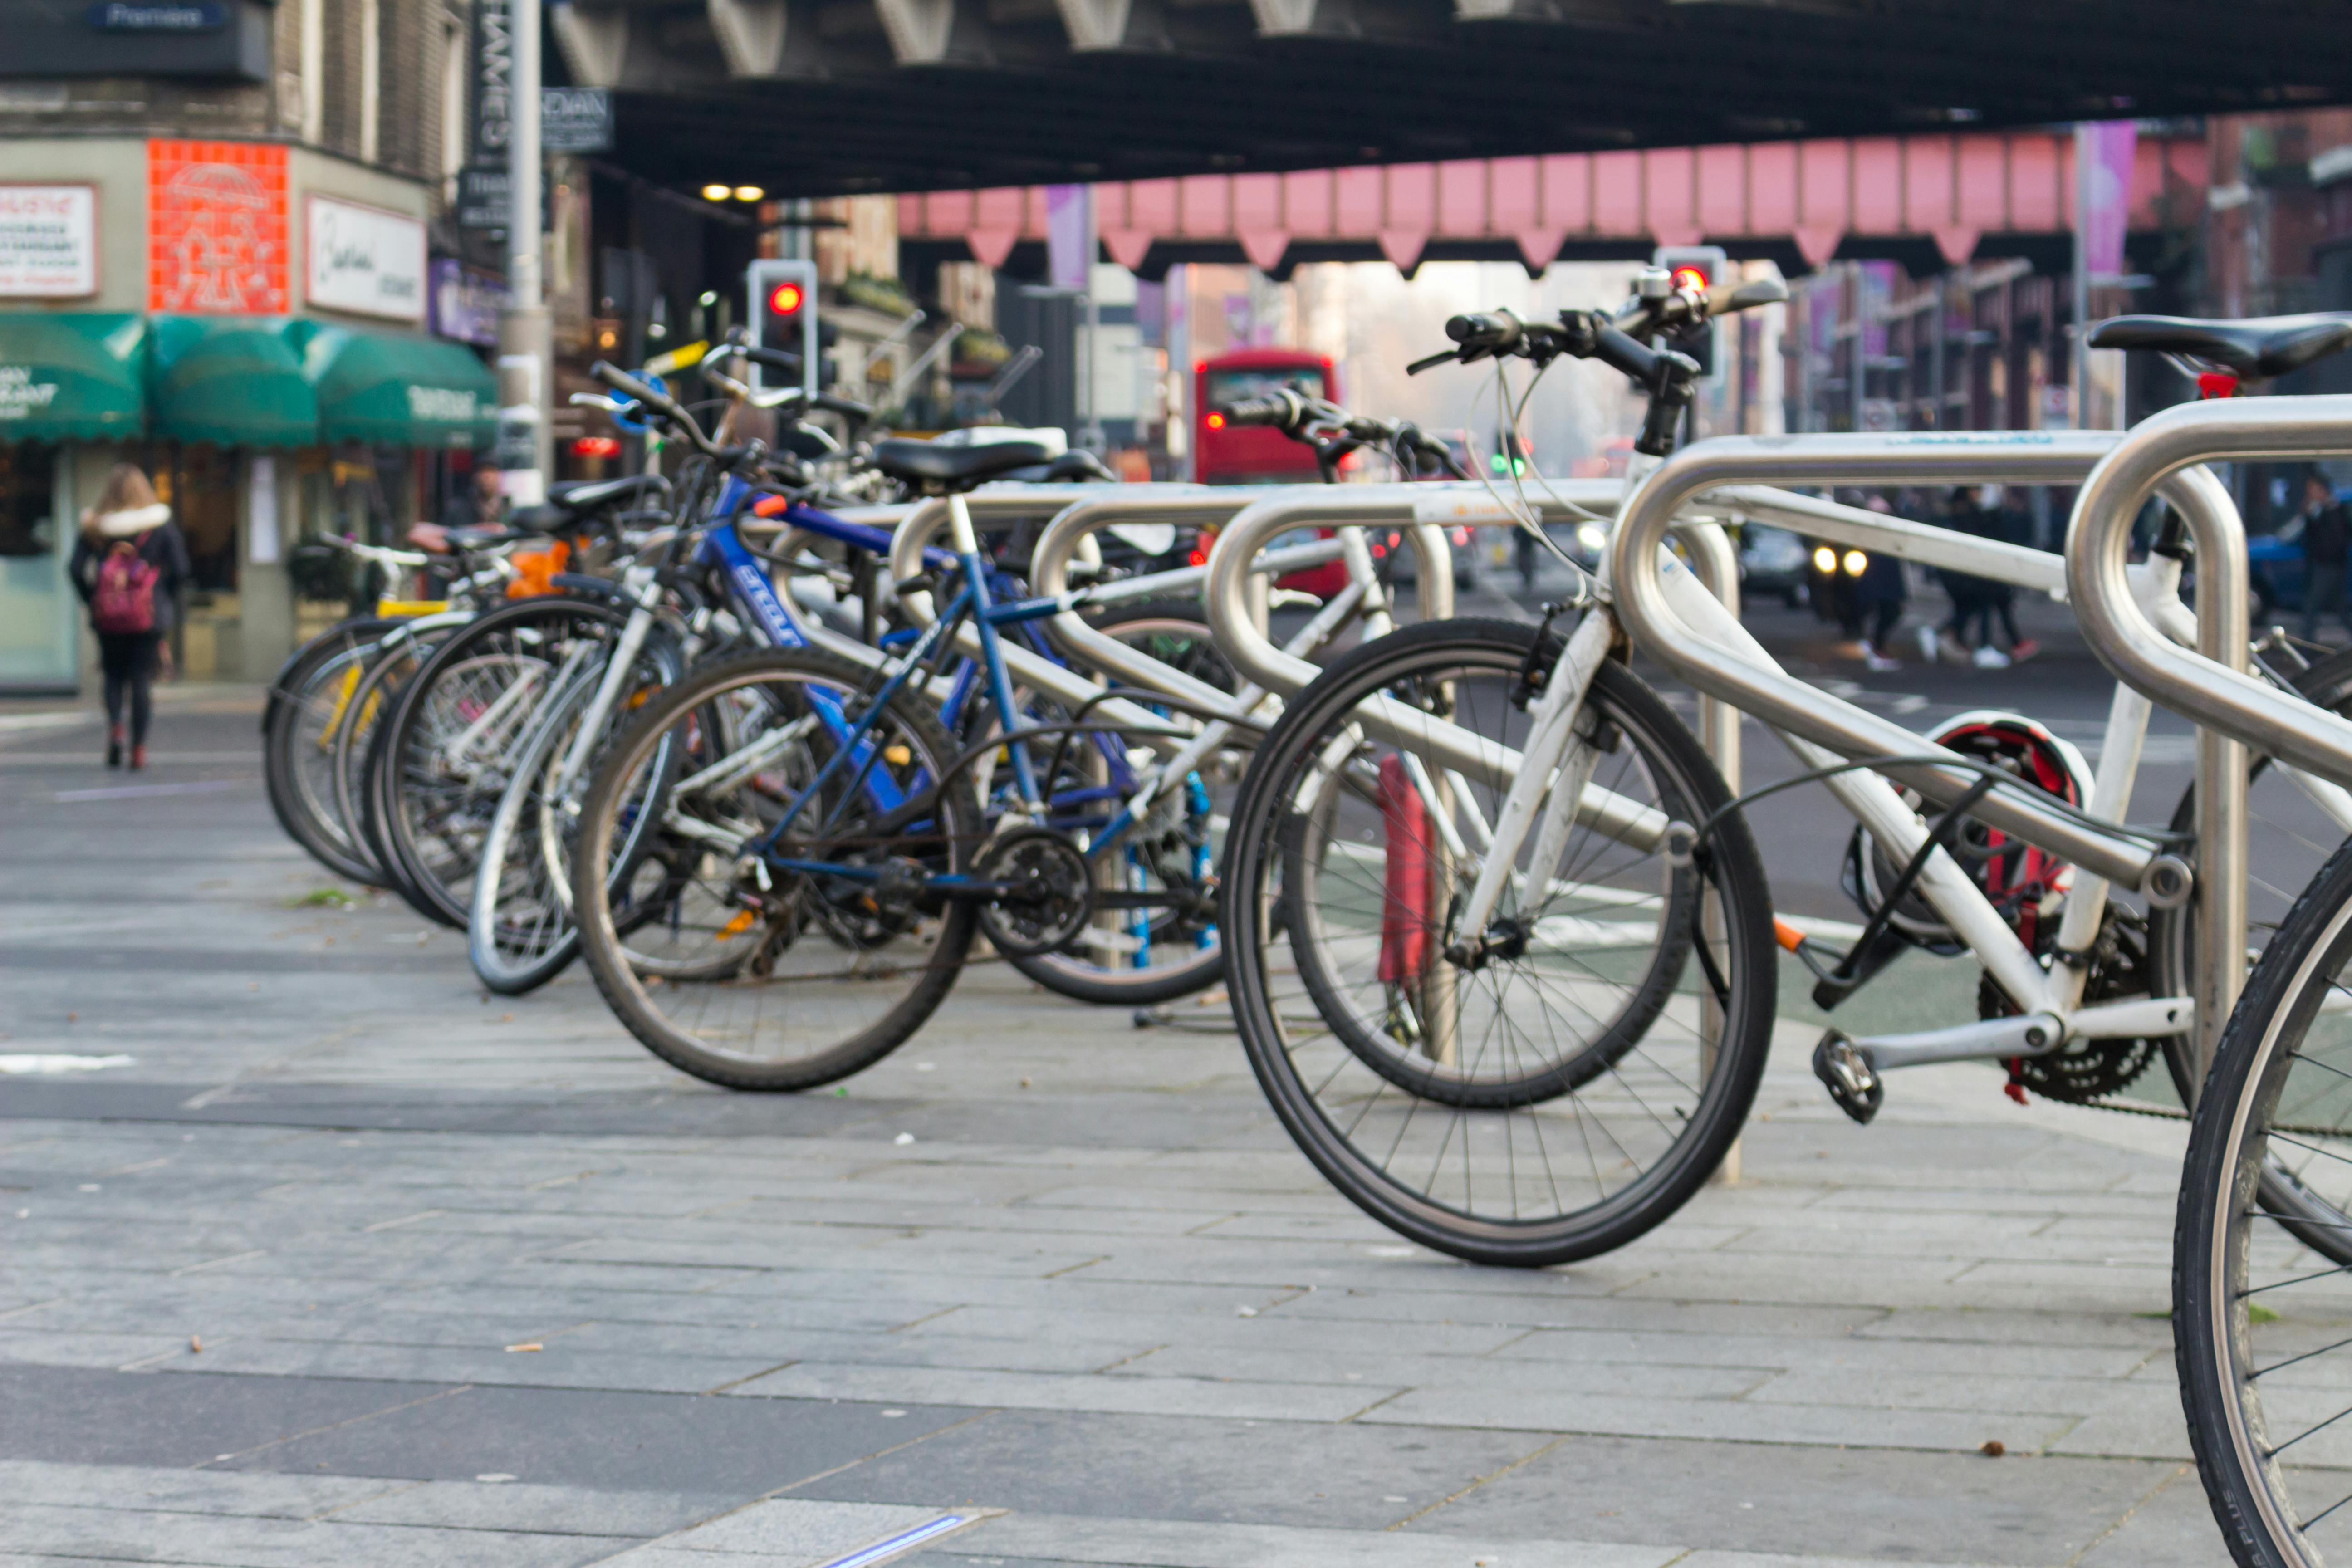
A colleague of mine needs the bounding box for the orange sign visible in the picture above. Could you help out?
[147,140,288,314]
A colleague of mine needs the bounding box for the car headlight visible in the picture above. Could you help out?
[1813,546,1838,574]
[1842,550,1867,576]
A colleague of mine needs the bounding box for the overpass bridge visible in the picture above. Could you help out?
[894,129,2210,278]
[554,0,2334,199]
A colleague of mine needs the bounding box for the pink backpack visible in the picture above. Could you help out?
[92,544,158,635]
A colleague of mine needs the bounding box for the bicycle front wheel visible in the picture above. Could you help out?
[2177,838,2352,1568]
[1218,617,1776,1267]
[571,648,981,1091]
[262,617,399,886]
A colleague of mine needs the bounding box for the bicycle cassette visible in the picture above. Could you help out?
[976,828,1094,958]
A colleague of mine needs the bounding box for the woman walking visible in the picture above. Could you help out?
[69,464,189,770]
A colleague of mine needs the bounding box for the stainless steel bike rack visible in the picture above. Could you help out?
[1606,428,2252,1078]
[2065,393,2352,1081]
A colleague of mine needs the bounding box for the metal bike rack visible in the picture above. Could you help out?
[887,485,1277,755]
[1605,428,2253,1078]
[2064,393,2352,1081]
[1201,482,1596,701]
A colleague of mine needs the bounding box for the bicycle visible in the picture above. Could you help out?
[1210,274,2352,1266]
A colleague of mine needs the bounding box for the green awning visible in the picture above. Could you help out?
[149,315,318,447]
[0,313,147,441]
[299,323,497,449]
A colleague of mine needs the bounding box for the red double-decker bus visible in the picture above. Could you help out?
[1192,348,1336,485]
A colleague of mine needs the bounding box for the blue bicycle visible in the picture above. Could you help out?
[566,363,1224,1087]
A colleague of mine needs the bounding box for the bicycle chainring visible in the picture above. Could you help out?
[976,828,1094,958]
[1980,908,2159,1104]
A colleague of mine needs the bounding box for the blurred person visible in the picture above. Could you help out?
[2295,471,2350,642]
[1853,494,1907,672]
[1927,488,1997,664]
[69,463,189,770]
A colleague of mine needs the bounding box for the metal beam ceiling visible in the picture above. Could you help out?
[552,0,2352,197]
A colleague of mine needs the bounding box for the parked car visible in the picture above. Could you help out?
[1738,524,1810,608]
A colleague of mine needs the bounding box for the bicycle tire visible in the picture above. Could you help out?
[261,616,399,886]
[571,647,982,1091]
[2175,834,2352,1568]
[466,633,689,996]
[334,618,449,905]
[1219,617,1776,1267]
[2152,645,2352,1263]
[368,594,632,929]
[1003,598,1236,1006]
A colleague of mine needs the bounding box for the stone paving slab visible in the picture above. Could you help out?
[0,691,2276,1566]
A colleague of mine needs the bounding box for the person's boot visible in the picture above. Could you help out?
[105,725,123,768]
[129,743,146,772]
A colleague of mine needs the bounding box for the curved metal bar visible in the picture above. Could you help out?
[2066,395,2352,779]
[1203,482,1608,700]
[1603,431,2166,890]
[1027,495,1255,711]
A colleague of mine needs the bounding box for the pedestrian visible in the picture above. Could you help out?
[69,463,189,771]
[1853,495,1907,671]
[1962,485,2029,666]
[2297,472,2351,642]
[1927,488,1991,664]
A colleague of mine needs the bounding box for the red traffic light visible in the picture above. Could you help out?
[1668,264,1710,292]
[767,281,806,317]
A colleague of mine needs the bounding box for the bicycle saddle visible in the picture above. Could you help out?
[869,437,1052,488]
[998,450,1118,485]
[546,474,669,514]
[2089,312,2352,378]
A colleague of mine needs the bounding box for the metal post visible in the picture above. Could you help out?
[1685,522,1742,1184]
[2072,121,2092,432]
[1080,186,1104,454]
[495,0,551,503]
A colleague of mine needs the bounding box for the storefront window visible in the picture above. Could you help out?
[154,445,240,592]
[0,445,58,558]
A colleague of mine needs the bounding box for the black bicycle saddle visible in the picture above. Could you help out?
[2088,312,2352,379]
[869,437,1053,488]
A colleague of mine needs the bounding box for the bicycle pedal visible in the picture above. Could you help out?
[1812,1030,1884,1125]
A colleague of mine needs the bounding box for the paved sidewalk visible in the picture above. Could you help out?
[0,691,2213,1567]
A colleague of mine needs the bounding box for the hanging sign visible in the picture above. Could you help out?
[305,196,426,322]
[0,185,97,298]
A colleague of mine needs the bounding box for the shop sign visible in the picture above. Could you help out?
[0,365,62,422]
[0,185,97,298]
[407,385,480,423]
[305,195,426,323]
[87,3,226,30]
[148,139,288,314]
[430,258,508,345]
[473,0,514,161]
[539,88,612,155]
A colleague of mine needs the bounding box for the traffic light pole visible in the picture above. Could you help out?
[496,0,552,502]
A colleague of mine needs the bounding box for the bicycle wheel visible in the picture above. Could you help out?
[1006,599,1239,1006]
[2176,838,2352,1568]
[1219,617,1776,1267]
[333,618,453,902]
[571,647,981,1091]
[369,595,629,929]
[466,632,686,995]
[2153,647,2352,1262]
[262,617,399,886]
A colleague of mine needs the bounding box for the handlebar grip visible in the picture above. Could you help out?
[1218,396,1291,428]
[737,343,804,374]
[1704,276,1790,316]
[813,392,872,421]
[1445,311,1523,352]
[592,361,678,415]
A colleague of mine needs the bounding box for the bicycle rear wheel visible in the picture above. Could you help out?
[2176,838,2352,1568]
[571,648,981,1091]
[1007,599,1239,1006]
[1219,617,1776,1266]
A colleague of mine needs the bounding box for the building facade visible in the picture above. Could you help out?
[0,0,490,690]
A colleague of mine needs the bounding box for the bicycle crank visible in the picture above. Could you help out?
[975,828,1095,959]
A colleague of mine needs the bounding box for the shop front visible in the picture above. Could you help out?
[0,138,489,691]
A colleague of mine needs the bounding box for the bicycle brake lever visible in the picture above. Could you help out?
[1406,348,1460,376]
